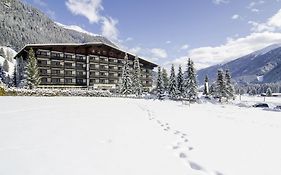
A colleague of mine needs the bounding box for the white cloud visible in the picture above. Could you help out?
[150,48,168,59]
[249,9,281,32]
[251,8,260,13]
[33,0,46,6]
[247,0,265,10]
[65,0,103,24]
[101,17,119,41]
[231,14,240,20]
[165,32,281,70]
[65,0,120,41]
[180,44,189,50]
[212,0,229,5]
[165,41,171,44]
[128,47,142,55]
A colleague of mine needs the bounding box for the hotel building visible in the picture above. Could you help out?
[14,42,157,90]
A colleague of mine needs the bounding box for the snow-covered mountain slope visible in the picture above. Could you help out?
[0,0,116,51]
[1,97,281,175]
[55,22,99,37]
[0,46,16,76]
[197,44,281,84]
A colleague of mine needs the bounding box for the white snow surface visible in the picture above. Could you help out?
[0,97,281,175]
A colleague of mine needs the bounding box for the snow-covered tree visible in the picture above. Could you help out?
[225,69,235,100]
[215,69,226,102]
[16,56,26,87]
[3,59,9,73]
[120,53,133,95]
[266,87,272,97]
[156,67,165,100]
[0,48,5,58]
[162,68,169,91]
[203,75,209,97]
[177,65,184,97]
[184,58,198,101]
[26,48,41,89]
[132,55,143,96]
[168,64,177,99]
[0,64,6,84]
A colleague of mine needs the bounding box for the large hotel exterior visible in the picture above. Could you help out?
[15,42,157,90]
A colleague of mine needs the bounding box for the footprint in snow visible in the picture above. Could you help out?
[179,152,187,158]
[188,161,205,171]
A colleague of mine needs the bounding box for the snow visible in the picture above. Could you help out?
[0,46,17,76]
[55,22,99,37]
[0,96,281,175]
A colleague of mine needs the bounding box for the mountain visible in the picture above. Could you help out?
[0,0,116,51]
[197,44,281,84]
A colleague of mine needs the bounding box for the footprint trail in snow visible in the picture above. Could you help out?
[137,104,225,175]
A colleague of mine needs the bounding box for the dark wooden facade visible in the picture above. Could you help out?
[14,42,157,89]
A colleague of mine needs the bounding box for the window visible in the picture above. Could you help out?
[65,79,72,83]
[51,52,61,58]
[51,70,60,75]
[51,78,60,83]
[41,78,48,83]
[39,69,47,75]
[65,62,73,67]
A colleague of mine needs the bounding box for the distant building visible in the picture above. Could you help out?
[14,42,157,90]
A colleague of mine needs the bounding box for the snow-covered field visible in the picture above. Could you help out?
[0,96,281,175]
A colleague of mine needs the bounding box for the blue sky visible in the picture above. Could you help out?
[23,0,281,69]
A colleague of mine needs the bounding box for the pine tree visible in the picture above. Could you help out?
[0,64,6,84]
[203,75,209,97]
[162,68,169,91]
[168,64,177,99]
[3,59,9,73]
[216,69,226,102]
[156,67,165,100]
[16,56,26,87]
[266,87,272,97]
[225,69,235,100]
[120,53,133,95]
[12,66,17,87]
[184,58,198,101]
[26,48,41,89]
[177,65,184,97]
[0,48,5,58]
[132,55,143,96]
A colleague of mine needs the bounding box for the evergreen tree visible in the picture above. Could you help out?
[177,65,184,97]
[3,59,9,72]
[266,87,272,97]
[162,68,169,91]
[0,64,6,84]
[168,64,177,99]
[184,58,198,101]
[12,66,17,87]
[225,69,235,100]
[120,53,133,95]
[16,56,26,87]
[203,75,209,97]
[0,48,5,58]
[156,67,165,100]
[26,48,41,89]
[132,55,143,96]
[215,69,226,102]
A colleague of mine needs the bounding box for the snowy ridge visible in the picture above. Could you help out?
[55,22,100,37]
[251,43,281,57]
